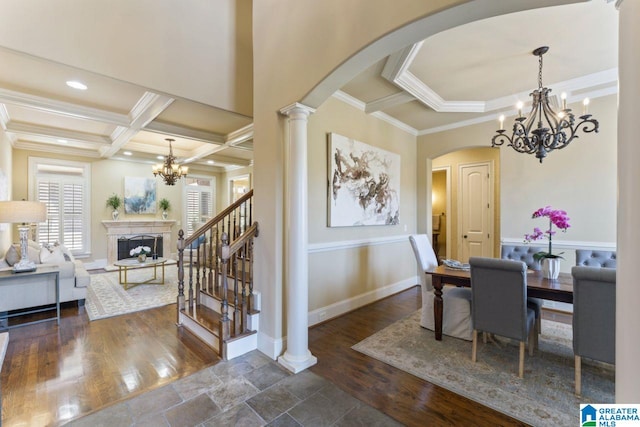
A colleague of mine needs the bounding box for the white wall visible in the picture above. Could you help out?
[0,129,12,253]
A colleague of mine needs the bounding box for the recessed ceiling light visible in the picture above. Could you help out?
[123,151,132,156]
[207,160,214,164]
[66,80,87,90]
[157,155,165,160]
[57,139,68,144]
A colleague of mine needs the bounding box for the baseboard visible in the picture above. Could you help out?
[308,276,418,326]
[257,331,285,361]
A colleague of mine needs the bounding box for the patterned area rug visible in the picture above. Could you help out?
[352,311,614,426]
[86,266,179,320]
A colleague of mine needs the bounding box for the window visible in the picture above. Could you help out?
[29,158,91,256]
[183,177,215,236]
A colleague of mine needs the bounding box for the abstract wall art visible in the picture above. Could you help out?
[328,133,400,227]
[124,177,157,214]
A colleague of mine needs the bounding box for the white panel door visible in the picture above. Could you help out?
[459,162,493,262]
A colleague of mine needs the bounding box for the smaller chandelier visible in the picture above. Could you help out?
[152,138,188,185]
[492,46,599,163]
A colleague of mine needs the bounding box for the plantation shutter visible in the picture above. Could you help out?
[35,177,87,253]
[63,183,84,251]
[37,180,61,246]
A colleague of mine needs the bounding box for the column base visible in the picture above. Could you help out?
[278,350,317,374]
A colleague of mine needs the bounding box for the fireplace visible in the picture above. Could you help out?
[117,235,163,260]
[102,220,176,266]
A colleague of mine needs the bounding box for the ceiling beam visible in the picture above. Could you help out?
[144,121,226,144]
[365,92,416,113]
[99,92,174,157]
[0,87,130,126]
[6,121,112,145]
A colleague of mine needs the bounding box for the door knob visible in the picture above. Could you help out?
[463,235,468,239]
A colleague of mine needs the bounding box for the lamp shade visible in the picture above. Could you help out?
[0,201,47,223]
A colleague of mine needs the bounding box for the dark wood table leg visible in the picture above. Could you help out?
[432,275,444,340]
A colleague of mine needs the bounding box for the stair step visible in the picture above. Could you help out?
[181,304,223,334]
[199,288,260,315]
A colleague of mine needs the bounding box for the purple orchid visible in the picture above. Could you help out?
[524,206,570,260]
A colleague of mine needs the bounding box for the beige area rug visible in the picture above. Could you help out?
[85,266,179,320]
[352,311,614,426]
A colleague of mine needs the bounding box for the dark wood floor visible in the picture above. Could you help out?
[1,302,219,427]
[1,285,569,426]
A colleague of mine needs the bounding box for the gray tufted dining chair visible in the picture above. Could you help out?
[572,265,616,396]
[469,257,536,378]
[575,249,617,268]
[501,245,543,338]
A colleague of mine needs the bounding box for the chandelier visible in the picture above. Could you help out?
[491,46,599,163]
[152,138,188,185]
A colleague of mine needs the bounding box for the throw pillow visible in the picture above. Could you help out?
[4,243,41,266]
[4,245,19,266]
[40,246,66,264]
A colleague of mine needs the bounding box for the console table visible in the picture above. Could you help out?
[0,267,60,329]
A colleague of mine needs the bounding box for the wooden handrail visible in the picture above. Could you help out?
[181,189,254,248]
[221,223,259,260]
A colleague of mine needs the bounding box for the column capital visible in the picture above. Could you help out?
[279,102,316,117]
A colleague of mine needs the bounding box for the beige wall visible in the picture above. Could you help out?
[432,170,447,256]
[431,147,501,260]
[306,96,417,313]
[419,94,617,269]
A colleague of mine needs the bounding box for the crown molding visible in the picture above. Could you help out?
[0,87,129,126]
[381,42,422,81]
[13,140,101,157]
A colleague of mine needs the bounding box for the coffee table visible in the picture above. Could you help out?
[113,257,167,290]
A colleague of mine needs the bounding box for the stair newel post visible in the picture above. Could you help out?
[219,232,231,358]
[207,230,214,295]
[177,229,185,321]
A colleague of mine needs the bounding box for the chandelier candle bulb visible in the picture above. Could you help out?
[561,92,567,110]
[499,114,505,130]
[517,101,523,118]
[583,98,590,115]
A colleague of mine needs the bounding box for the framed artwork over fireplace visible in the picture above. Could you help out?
[124,177,157,214]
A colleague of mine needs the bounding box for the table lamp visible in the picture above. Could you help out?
[0,201,47,273]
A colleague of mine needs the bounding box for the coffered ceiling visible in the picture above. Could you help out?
[0,1,618,171]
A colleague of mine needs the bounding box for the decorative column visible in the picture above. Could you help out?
[277,102,317,373]
[616,0,640,402]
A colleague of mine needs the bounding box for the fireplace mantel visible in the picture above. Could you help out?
[102,220,176,265]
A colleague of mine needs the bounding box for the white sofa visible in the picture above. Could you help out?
[0,241,90,312]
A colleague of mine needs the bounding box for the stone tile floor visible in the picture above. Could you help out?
[63,350,402,427]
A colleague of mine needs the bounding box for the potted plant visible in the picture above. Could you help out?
[159,198,171,220]
[106,194,122,220]
[524,206,570,279]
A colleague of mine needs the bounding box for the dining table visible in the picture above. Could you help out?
[425,264,573,341]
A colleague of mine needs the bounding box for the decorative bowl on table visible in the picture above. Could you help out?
[442,259,470,270]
